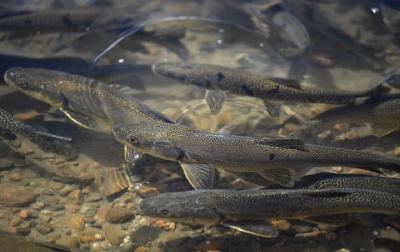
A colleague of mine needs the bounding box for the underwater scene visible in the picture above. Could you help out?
[0,0,400,251]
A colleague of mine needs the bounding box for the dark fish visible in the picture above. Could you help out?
[138,188,400,237]
[296,95,400,137]
[113,121,400,187]
[4,67,214,189]
[152,62,389,114]
[0,107,75,157]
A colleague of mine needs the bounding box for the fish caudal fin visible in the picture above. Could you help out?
[180,163,216,189]
[205,90,226,115]
[258,168,296,187]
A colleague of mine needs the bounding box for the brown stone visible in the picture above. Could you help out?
[103,224,124,246]
[134,247,149,252]
[68,190,82,204]
[96,206,110,221]
[79,235,96,244]
[8,171,24,182]
[0,184,37,207]
[36,222,53,234]
[137,186,160,198]
[69,215,86,231]
[105,207,133,223]
[48,181,64,191]
[19,209,31,219]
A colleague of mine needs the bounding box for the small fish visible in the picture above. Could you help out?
[152,62,389,114]
[296,95,400,137]
[0,107,75,157]
[299,173,400,196]
[113,121,400,188]
[138,188,400,238]
[0,8,121,33]
[0,231,72,252]
[4,67,214,189]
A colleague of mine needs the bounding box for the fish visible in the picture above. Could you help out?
[152,62,389,114]
[0,107,75,157]
[4,67,215,189]
[0,7,129,33]
[0,231,72,252]
[138,187,400,238]
[295,95,400,137]
[299,173,400,196]
[0,54,147,90]
[112,121,400,188]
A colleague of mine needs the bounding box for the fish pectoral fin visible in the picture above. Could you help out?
[60,107,98,130]
[255,137,307,151]
[205,90,226,114]
[34,130,72,142]
[221,221,279,238]
[268,77,302,89]
[258,168,296,188]
[180,163,216,189]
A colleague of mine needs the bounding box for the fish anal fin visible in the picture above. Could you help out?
[222,221,279,238]
[180,163,215,189]
[258,168,295,188]
[205,90,226,115]
[60,107,97,129]
[256,137,307,151]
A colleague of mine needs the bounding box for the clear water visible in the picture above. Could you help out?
[0,0,399,251]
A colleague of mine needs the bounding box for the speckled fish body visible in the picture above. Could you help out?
[4,67,173,133]
[138,188,400,225]
[0,8,106,33]
[0,107,75,156]
[298,96,400,135]
[113,121,400,187]
[153,62,389,104]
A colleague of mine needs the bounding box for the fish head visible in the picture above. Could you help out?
[113,122,181,159]
[4,67,65,107]
[138,190,221,225]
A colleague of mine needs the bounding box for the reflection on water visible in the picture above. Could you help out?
[0,0,400,251]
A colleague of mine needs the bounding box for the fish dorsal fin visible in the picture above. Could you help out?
[180,163,216,189]
[301,189,353,198]
[258,168,296,188]
[205,90,227,115]
[268,77,302,89]
[222,221,279,238]
[255,137,307,151]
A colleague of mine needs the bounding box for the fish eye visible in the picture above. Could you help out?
[159,209,169,217]
[18,81,28,90]
[128,136,139,145]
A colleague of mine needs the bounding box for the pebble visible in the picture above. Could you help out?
[7,171,24,182]
[106,207,134,223]
[79,235,96,244]
[31,201,45,210]
[19,209,31,219]
[0,184,37,207]
[103,224,124,246]
[36,222,54,234]
[48,181,64,191]
[59,185,75,197]
[70,215,86,231]
[16,221,31,235]
[137,186,160,198]
[0,159,13,170]
[56,235,79,249]
[68,190,82,204]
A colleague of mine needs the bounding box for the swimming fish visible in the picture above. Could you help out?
[138,187,400,238]
[0,107,75,157]
[295,95,400,137]
[0,7,128,33]
[112,121,400,187]
[4,67,215,189]
[152,62,389,114]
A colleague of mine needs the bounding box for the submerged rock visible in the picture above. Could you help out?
[0,184,37,207]
[105,207,134,223]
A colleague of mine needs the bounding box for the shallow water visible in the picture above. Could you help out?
[0,0,400,251]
